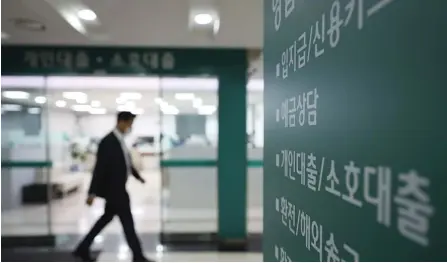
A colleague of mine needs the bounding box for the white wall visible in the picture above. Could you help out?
[0,109,76,210]
[1,109,77,166]
[246,104,264,147]
[204,103,264,148]
[78,113,220,145]
[205,115,218,146]
[78,113,176,144]
[255,104,264,147]
[51,104,264,154]
[47,111,78,168]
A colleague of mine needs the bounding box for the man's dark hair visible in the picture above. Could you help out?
[117,111,136,122]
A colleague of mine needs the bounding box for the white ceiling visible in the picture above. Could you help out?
[1,0,263,48]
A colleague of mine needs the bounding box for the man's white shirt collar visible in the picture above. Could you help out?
[112,128,131,174]
[113,128,124,141]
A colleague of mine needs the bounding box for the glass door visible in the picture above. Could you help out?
[246,86,264,235]
[159,77,218,240]
[1,77,53,239]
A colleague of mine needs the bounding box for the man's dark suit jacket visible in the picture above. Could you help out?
[88,131,142,200]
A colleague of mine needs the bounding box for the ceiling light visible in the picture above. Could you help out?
[2,91,29,99]
[55,100,67,108]
[132,108,144,115]
[159,101,169,108]
[91,100,101,107]
[161,105,179,115]
[154,98,164,104]
[76,97,88,104]
[117,104,136,112]
[198,105,216,115]
[175,93,195,100]
[120,92,142,100]
[66,13,86,34]
[2,104,22,111]
[125,101,136,107]
[117,105,127,112]
[198,110,213,115]
[63,92,87,100]
[34,96,47,104]
[121,101,136,110]
[159,103,173,111]
[72,104,91,112]
[200,105,216,112]
[90,108,107,115]
[155,98,168,107]
[194,13,213,25]
[28,107,41,114]
[162,110,179,115]
[192,98,203,108]
[116,97,126,104]
[77,9,97,21]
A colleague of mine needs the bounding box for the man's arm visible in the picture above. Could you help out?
[88,139,108,197]
[131,165,145,183]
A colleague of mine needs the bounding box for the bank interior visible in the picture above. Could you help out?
[1,75,263,260]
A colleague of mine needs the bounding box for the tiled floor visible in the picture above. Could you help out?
[2,171,262,235]
[2,169,263,261]
[98,252,263,262]
[1,171,162,235]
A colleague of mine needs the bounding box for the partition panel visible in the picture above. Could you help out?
[159,77,219,239]
[1,82,53,244]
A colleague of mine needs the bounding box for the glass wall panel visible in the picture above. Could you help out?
[42,76,163,236]
[1,79,52,236]
[1,75,166,242]
[159,77,218,235]
[247,82,264,234]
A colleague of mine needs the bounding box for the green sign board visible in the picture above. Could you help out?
[264,0,446,261]
[1,45,244,76]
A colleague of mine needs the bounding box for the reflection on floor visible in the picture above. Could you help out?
[99,252,263,262]
[2,169,263,261]
[2,171,262,235]
[1,171,162,235]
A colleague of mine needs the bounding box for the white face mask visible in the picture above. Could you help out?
[124,127,132,135]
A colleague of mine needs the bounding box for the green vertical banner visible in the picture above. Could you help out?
[218,60,248,248]
[264,0,447,261]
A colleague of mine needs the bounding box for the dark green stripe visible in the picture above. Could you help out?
[160,159,263,167]
[160,159,217,167]
[1,160,261,168]
[1,161,53,168]
[248,160,263,167]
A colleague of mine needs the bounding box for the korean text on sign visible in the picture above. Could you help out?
[23,50,175,71]
[272,0,296,31]
[274,245,292,262]
[275,0,397,77]
[276,197,360,261]
[275,150,436,247]
[276,88,319,128]
[276,150,326,191]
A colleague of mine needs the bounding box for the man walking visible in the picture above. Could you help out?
[73,111,149,262]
